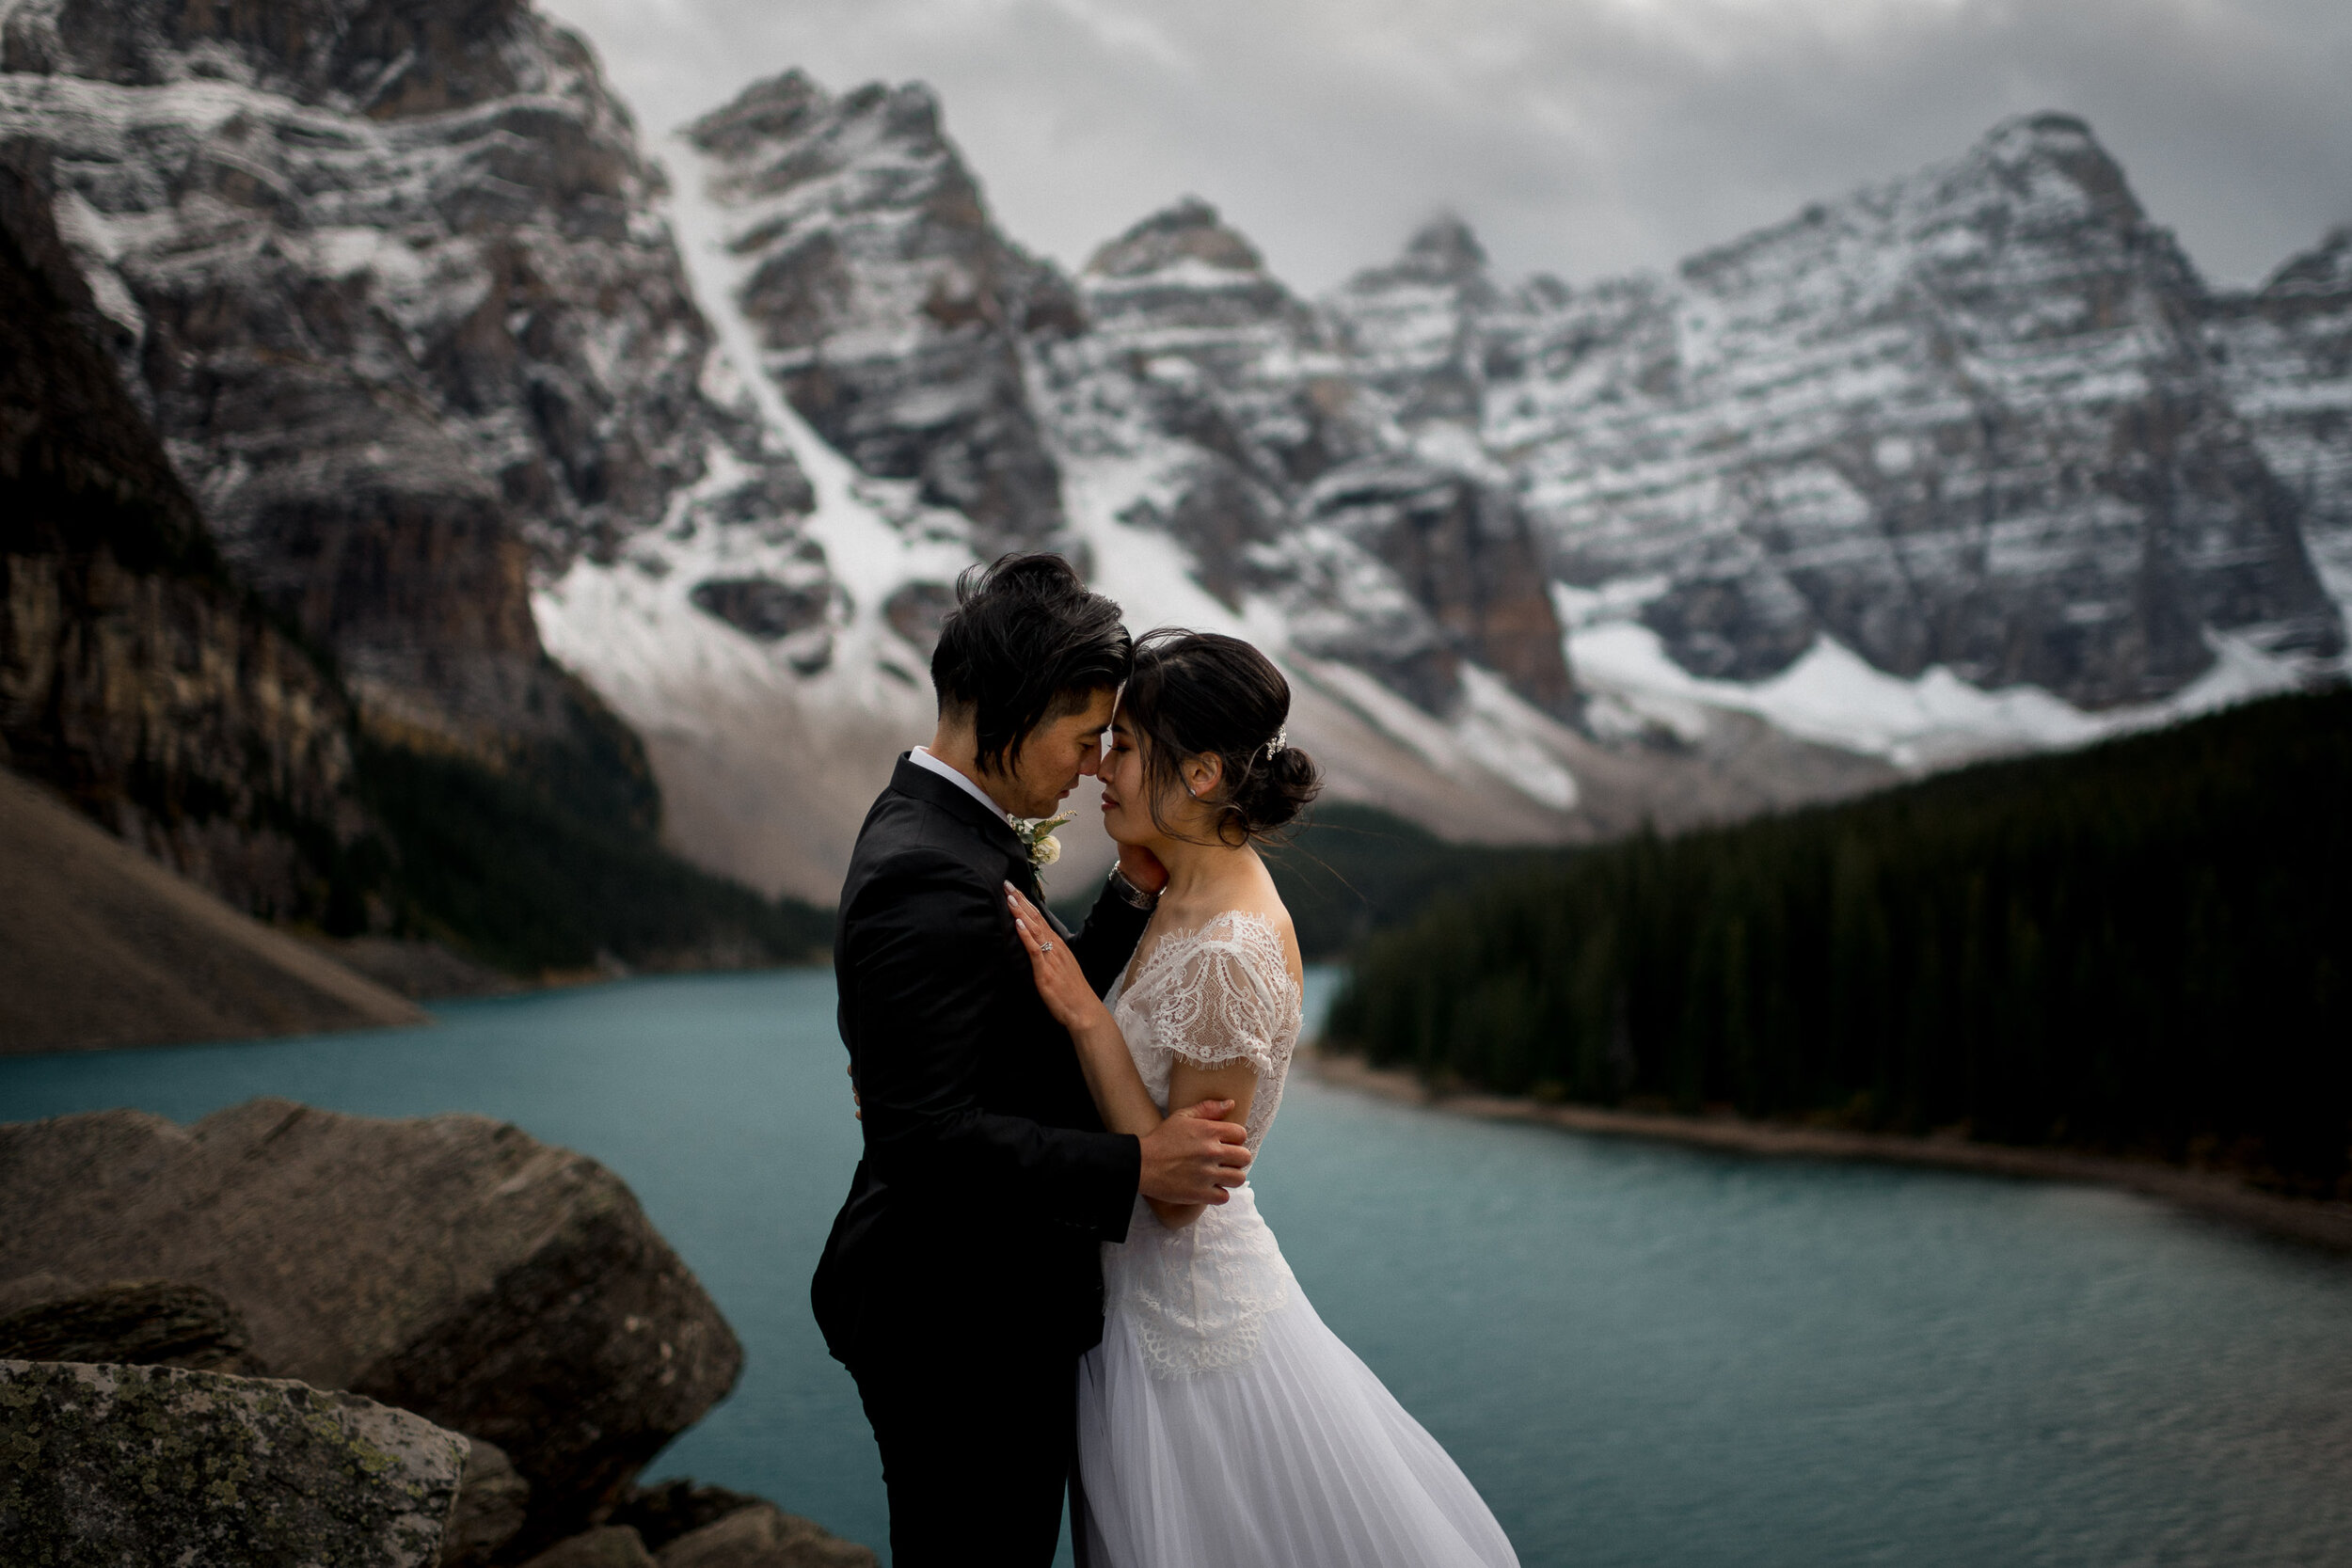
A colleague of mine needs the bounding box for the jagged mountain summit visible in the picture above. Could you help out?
[681,70,1073,562]
[1042,194,1576,721]
[534,68,1891,896]
[1330,115,2343,730]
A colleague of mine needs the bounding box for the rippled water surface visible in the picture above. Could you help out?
[5,969,2350,1567]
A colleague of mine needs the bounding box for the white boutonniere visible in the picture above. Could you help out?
[1013,813,1072,867]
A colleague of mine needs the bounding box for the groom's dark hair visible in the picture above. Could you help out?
[931,552,1130,777]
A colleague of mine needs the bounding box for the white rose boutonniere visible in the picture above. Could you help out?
[1013,813,1073,868]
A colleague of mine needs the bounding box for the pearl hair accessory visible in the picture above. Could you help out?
[1260,726,1289,760]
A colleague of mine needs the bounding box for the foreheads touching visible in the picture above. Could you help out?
[1113,629,1321,847]
[930,551,1131,781]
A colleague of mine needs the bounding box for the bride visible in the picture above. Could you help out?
[1005,629,1520,1568]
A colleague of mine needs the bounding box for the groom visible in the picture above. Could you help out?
[814,552,1254,1567]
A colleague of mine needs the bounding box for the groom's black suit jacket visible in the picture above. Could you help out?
[813,755,1148,1369]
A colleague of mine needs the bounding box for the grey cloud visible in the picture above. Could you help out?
[542,0,2352,293]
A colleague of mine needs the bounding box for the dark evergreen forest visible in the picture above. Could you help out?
[359,740,833,975]
[1326,691,2352,1196]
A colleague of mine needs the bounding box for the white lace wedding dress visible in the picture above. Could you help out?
[1076,911,1520,1568]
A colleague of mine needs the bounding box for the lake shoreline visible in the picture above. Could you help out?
[1307,1049,2352,1255]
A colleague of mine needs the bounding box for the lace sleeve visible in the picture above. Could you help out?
[1149,927,1290,1079]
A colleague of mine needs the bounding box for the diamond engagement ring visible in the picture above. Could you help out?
[1039,939,1056,955]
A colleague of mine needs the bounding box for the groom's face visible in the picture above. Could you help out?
[994,687,1119,819]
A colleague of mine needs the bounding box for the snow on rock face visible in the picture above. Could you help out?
[1041,196,1580,722]
[682,71,1072,561]
[1337,113,2344,711]
[1328,214,1516,426]
[571,93,1617,898]
[630,80,1610,896]
[2207,227,2352,616]
[532,119,968,901]
[0,0,814,752]
[22,8,2342,902]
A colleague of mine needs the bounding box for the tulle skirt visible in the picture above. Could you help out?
[1075,1272,1520,1567]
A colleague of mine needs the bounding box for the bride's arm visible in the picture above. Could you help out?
[1150,1060,1258,1228]
[1009,885,1257,1229]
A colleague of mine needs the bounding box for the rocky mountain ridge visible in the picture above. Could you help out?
[5,0,2344,905]
[541,67,1914,897]
[1330,114,2342,713]
[0,0,810,798]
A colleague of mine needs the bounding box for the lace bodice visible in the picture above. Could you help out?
[1104,909,1303,1153]
[1101,909,1304,1379]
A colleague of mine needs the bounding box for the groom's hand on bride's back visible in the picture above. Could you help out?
[1138,1098,1252,1205]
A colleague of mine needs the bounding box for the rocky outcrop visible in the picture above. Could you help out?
[653,1503,878,1568]
[1,139,369,922]
[0,1358,469,1567]
[0,1099,742,1547]
[521,1525,659,1568]
[0,0,815,773]
[595,1482,877,1568]
[1337,115,2344,707]
[606,1479,770,1548]
[0,1279,265,1372]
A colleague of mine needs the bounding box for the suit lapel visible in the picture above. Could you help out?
[886,753,1054,899]
[888,754,1020,850]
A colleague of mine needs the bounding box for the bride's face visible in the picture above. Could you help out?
[1099,709,1217,847]
[1097,712,1154,847]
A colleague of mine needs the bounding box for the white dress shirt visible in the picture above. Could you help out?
[909,745,1011,824]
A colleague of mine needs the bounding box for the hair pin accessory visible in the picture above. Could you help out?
[1262,726,1289,759]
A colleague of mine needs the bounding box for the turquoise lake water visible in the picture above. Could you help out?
[4,969,2350,1567]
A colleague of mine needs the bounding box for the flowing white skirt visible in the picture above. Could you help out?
[1075,1193,1519,1568]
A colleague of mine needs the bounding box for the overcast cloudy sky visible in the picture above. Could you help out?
[540,0,2352,294]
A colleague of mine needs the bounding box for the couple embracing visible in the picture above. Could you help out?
[814,554,1518,1567]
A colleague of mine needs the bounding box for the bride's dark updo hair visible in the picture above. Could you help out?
[1121,629,1321,846]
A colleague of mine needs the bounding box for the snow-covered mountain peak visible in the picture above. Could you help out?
[15,4,2344,909]
[1327,214,1505,425]
[679,67,1069,558]
[1086,196,1268,279]
[1074,196,1316,359]
[1474,110,2342,709]
[2260,224,2352,312]
[533,66,1626,895]
[1393,214,1489,284]
[1962,111,2143,225]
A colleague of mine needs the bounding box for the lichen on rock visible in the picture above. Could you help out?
[0,1358,466,1567]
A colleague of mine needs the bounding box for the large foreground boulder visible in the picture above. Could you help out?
[0,1359,467,1565]
[0,1100,743,1544]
